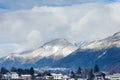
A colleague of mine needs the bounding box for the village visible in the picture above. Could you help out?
[0,65,120,80]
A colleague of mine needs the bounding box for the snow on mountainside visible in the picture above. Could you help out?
[1,32,120,71]
[3,38,78,63]
[81,32,120,50]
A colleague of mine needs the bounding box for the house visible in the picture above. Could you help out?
[94,72,106,80]
[109,73,120,80]
[35,73,53,80]
[2,74,10,79]
[69,78,75,80]
[21,74,31,80]
[52,73,63,80]
[2,72,20,80]
[77,78,87,80]
[11,72,19,79]
[43,75,53,80]
[63,75,70,80]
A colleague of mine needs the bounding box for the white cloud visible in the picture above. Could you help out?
[0,2,120,57]
[27,30,42,48]
[0,48,4,56]
[0,43,20,56]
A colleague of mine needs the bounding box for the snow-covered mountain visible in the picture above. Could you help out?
[52,32,120,72]
[2,38,78,64]
[81,32,120,50]
[1,32,120,72]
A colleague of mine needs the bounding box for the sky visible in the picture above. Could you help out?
[0,0,120,57]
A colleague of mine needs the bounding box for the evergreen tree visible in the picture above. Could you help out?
[84,69,88,78]
[1,67,9,74]
[88,69,94,80]
[71,71,76,78]
[17,68,23,75]
[30,67,34,80]
[77,67,82,74]
[11,67,17,72]
[94,64,100,73]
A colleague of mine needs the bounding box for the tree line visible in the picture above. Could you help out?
[70,64,100,80]
[0,67,34,75]
[0,64,100,80]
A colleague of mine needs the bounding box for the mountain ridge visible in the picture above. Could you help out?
[0,32,120,72]
[81,32,120,50]
[1,38,77,64]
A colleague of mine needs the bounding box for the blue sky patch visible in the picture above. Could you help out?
[0,3,9,9]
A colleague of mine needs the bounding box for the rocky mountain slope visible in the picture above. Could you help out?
[81,32,120,50]
[0,32,120,72]
[0,38,77,68]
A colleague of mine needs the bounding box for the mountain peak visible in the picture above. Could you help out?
[113,32,120,37]
[81,32,120,50]
[43,38,71,47]
[50,38,68,43]
[2,38,77,64]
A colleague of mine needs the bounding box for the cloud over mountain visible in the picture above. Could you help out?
[0,1,120,57]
